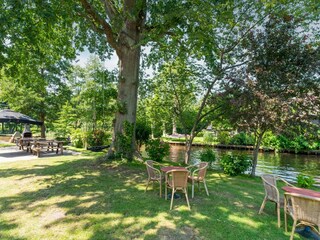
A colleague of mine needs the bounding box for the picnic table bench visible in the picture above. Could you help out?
[18,138,64,158]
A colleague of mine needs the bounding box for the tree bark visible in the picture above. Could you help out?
[112,46,141,159]
[184,134,195,164]
[172,118,177,135]
[251,132,264,177]
[79,0,146,160]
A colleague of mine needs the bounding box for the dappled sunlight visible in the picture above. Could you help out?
[114,189,126,192]
[228,214,262,228]
[217,206,229,213]
[0,155,291,239]
[192,212,210,221]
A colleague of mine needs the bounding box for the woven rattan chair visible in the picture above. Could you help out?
[259,174,294,228]
[165,169,190,210]
[284,192,320,240]
[145,160,163,197]
[187,162,209,198]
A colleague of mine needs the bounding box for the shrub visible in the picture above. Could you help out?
[203,132,216,143]
[70,129,85,148]
[135,121,151,151]
[291,136,311,153]
[199,148,216,168]
[296,174,315,189]
[220,153,252,176]
[197,131,204,137]
[229,132,254,146]
[115,121,134,160]
[87,129,110,147]
[145,138,170,162]
[216,131,231,144]
[262,131,279,150]
[277,134,292,150]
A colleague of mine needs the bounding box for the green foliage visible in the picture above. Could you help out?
[115,121,134,160]
[135,120,151,151]
[86,129,110,147]
[203,132,216,143]
[197,131,204,137]
[53,102,78,138]
[70,129,85,148]
[277,134,313,152]
[291,136,312,153]
[217,131,231,144]
[229,132,254,146]
[145,138,170,162]
[296,174,315,189]
[220,154,252,176]
[199,148,216,167]
[262,131,279,149]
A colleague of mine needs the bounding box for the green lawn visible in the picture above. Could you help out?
[0,151,302,240]
[0,142,15,147]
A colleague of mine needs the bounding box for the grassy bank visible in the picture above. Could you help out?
[0,152,301,239]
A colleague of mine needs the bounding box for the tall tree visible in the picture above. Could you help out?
[147,1,320,164]
[224,15,320,176]
[0,1,76,137]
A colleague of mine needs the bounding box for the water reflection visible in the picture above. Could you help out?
[166,145,320,184]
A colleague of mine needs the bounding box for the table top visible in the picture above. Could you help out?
[282,186,320,198]
[161,166,186,173]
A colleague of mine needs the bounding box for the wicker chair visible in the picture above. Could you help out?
[187,162,209,198]
[165,169,190,210]
[145,160,163,197]
[284,192,320,240]
[259,174,294,228]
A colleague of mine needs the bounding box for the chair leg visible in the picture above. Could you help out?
[170,189,175,210]
[203,180,209,196]
[277,203,281,228]
[145,179,150,192]
[285,208,288,232]
[259,196,267,214]
[165,183,167,200]
[192,180,195,198]
[159,179,162,198]
[290,219,297,240]
[184,188,191,210]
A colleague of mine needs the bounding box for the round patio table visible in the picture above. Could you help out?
[282,186,320,198]
[160,166,186,173]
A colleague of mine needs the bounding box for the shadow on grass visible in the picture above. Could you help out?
[0,156,293,239]
[0,220,27,240]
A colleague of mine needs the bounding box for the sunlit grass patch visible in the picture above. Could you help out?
[0,151,300,239]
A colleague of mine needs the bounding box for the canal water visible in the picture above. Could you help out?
[166,145,320,184]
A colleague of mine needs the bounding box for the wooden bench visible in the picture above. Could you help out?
[31,147,42,157]
[31,141,64,157]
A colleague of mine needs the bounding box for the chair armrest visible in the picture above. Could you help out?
[186,164,198,169]
[278,177,295,187]
[262,179,280,201]
[192,164,207,177]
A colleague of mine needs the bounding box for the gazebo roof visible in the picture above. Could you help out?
[0,109,43,125]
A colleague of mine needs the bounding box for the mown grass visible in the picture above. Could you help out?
[0,143,15,147]
[0,151,302,240]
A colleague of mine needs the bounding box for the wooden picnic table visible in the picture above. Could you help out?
[18,138,64,157]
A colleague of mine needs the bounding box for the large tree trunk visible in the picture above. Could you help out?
[172,118,177,135]
[251,132,264,177]
[79,0,146,160]
[111,46,141,159]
